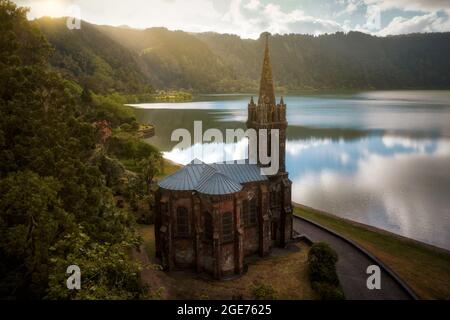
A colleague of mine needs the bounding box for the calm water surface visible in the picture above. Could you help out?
[130,91,450,250]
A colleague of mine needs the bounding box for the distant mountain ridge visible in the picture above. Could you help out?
[35,18,450,93]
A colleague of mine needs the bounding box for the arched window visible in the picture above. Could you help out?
[203,211,213,241]
[222,212,233,243]
[271,192,280,208]
[242,198,257,227]
[176,207,189,237]
[249,198,257,225]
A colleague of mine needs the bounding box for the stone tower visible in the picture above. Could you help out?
[247,33,287,173]
[154,34,293,280]
[247,33,292,247]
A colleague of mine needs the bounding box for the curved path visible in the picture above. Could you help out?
[293,216,415,300]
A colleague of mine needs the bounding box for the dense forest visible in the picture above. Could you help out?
[1,0,450,300]
[0,0,161,299]
[35,18,450,93]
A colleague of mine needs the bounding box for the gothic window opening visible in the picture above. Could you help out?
[271,222,278,241]
[243,198,258,227]
[222,212,233,243]
[203,211,213,241]
[271,191,281,208]
[176,207,189,237]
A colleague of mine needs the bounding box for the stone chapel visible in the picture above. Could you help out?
[155,34,293,279]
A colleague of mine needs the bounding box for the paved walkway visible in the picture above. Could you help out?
[293,217,413,300]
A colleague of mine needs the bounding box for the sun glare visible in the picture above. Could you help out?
[40,0,65,17]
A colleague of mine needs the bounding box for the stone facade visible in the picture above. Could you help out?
[155,34,293,279]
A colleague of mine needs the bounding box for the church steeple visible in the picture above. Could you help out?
[258,33,276,106]
[247,32,287,173]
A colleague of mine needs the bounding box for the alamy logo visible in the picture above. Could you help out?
[366,265,381,290]
[66,265,81,290]
[365,5,381,31]
[66,5,81,30]
[171,121,280,175]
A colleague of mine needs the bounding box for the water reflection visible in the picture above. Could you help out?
[290,137,450,250]
[132,92,450,249]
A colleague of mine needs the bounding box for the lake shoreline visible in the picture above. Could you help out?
[293,202,450,255]
[155,156,450,299]
[293,203,450,299]
[127,88,450,105]
[134,90,450,254]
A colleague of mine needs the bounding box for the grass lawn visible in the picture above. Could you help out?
[293,204,450,299]
[136,224,315,300]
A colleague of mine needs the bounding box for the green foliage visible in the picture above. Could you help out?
[0,171,70,298]
[196,31,450,90]
[311,282,345,300]
[152,90,193,102]
[91,150,125,189]
[46,229,146,300]
[107,131,160,163]
[121,175,147,212]
[34,17,153,94]
[120,90,192,104]
[36,19,450,93]
[251,283,277,300]
[89,93,136,127]
[139,153,162,191]
[308,242,339,285]
[0,1,145,300]
[308,242,345,300]
[98,26,233,92]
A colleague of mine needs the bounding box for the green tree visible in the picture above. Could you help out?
[0,0,144,299]
[0,171,72,298]
[46,228,145,300]
[139,153,162,194]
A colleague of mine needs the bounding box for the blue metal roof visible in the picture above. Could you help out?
[195,171,242,195]
[158,159,267,194]
[211,162,267,184]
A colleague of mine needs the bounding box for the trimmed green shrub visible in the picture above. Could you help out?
[308,242,345,300]
[312,282,345,300]
[308,242,339,285]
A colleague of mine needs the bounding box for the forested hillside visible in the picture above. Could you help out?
[97,25,237,92]
[35,18,450,93]
[0,0,160,299]
[196,31,450,90]
[35,17,152,94]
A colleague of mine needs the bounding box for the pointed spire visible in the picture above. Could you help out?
[280,96,284,105]
[258,33,276,106]
[250,96,254,104]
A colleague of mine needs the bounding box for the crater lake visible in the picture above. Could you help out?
[130,90,450,250]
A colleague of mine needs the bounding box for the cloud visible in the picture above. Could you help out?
[377,12,450,35]
[224,0,345,37]
[364,0,450,13]
[335,0,363,17]
[382,135,434,152]
[292,139,450,249]
[286,139,332,156]
[13,0,450,38]
[244,0,260,11]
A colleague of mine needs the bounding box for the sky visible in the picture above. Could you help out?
[13,0,450,38]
